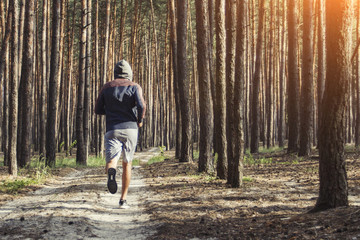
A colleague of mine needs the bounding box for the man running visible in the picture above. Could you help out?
[95,60,146,209]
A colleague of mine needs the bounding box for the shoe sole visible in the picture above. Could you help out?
[107,168,117,194]
[119,204,130,209]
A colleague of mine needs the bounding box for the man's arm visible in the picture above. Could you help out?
[135,84,146,126]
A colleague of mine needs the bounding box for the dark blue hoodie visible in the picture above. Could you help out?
[95,60,146,132]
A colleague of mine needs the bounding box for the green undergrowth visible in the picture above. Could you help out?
[244,155,273,165]
[242,176,253,182]
[0,155,105,194]
[0,178,38,194]
[1,160,51,194]
[55,155,104,168]
[145,145,171,165]
[147,155,167,165]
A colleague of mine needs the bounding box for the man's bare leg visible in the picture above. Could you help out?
[105,158,118,174]
[120,161,132,200]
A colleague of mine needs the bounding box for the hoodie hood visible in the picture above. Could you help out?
[114,60,133,81]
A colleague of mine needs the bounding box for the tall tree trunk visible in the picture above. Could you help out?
[312,0,352,212]
[8,0,20,175]
[0,1,5,40]
[195,0,214,173]
[17,0,25,74]
[215,0,227,176]
[94,0,100,156]
[130,0,140,67]
[39,0,48,160]
[76,0,87,165]
[46,0,62,167]
[56,0,66,152]
[287,0,300,153]
[266,0,274,149]
[177,0,192,163]
[19,0,35,167]
[299,0,314,157]
[169,0,181,159]
[278,0,286,148]
[355,1,360,147]
[208,0,216,155]
[1,3,12,167]
[226,0,236,181]
[231,0,246,188]
[98,0,111,158]
[250,0,265,154]
[118,0,127,58]
[84,0,92,159]
[64,0,76,156]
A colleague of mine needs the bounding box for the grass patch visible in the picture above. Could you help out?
[55,155,105,168]
[243,176,253,182]
[56,157,77,168]
[278,159,300,165]
[1,158,51,194]
[245,146,284,155]
[0,178,37,193]
[132,158,140,166]
[244,155,273,165]
[259,146,284,154]
[193,151,199,160]
[148,155,167,165]
[345,144,357,152]
[187,173,218,182]
[87,156,105,167]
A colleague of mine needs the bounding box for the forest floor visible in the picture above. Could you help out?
[142,148,360,240]
[0,147,360,239]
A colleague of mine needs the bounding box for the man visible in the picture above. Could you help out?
[95,60,146,209]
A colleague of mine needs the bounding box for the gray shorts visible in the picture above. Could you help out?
[104,129,138,163]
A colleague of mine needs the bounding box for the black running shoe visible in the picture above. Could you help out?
[107,168,117,194]
[119,199,130,209]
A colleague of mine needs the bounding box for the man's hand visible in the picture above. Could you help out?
[138,122,143,128]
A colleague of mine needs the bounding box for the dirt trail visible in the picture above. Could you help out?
[0,148,159,240]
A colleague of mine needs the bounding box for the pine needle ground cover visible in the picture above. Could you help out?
[142,149,360,239]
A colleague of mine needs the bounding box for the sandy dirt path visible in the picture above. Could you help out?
[0,148,159,240]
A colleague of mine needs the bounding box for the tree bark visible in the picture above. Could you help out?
[287,0,300,153]
[266,0,274,149]
[39,0,48,160]
[19,0,35,167]
[278,0,286,148]
[118,0,128,59]
[195,0,214,173]
[8,0,20,175]
[231,0,246,188]
[177,0,192,162]
[250,0,265,154]
[226,0,236,181]
[76,0,87,165]
[215,0,227,176]
[169,0,181,159]
[312,0,352,212]
[1,3,12,167]
[84,0,92,159]
[98,0,111,158]
[355,1,360,147]
[94,0,100,156]
[46,0,62,167]
[299,0,314,157]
